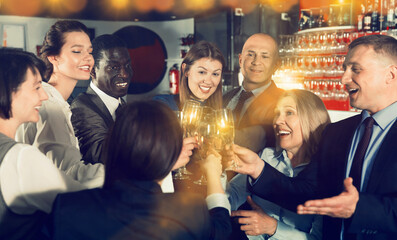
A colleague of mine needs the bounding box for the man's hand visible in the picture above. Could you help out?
[231,196,277,236]
[225,144,264,179]
[172,137,196,170]
[297,177,359,218]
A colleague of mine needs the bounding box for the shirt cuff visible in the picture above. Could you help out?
[206,193,231,215]
[248,162,266,186]
[267,220,289,239]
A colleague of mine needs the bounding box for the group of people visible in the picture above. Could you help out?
[0,17,396,240]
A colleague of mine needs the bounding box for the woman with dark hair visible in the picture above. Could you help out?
[0,48,88,240]
[50,101,231,240]
[227,90,330,240]
[153,40,225,110]
[15,20,103,187]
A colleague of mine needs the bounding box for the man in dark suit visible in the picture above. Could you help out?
[70,34,132,164]
[223,33,284,153]
[232,35,397,239]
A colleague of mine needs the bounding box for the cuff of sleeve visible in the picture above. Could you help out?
[267,220,289,239]
[248,162,266,186]
[206,193,231,215]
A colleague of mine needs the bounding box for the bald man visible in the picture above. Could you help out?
[223,33,284,153]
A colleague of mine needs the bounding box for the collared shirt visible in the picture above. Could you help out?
[90,82,121,121]
[15,82,105,186]
[226,81,271,124]
[341,102,397,240]
[346,101,397,192]
[227,148,322,240]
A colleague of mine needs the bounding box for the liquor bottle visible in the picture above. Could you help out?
[371,0,380,32]
[298,11,307,31]
[308,9,316,28]
[387,0,395,29]
[394,0,397,29]
[318,8,326,27]
[358,4,365,31]
[328,6,335,27]
[364,0,373,32]
[379,0,388,30]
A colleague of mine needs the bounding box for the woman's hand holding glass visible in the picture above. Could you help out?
[224,144,264,179]
[172,137,197,171]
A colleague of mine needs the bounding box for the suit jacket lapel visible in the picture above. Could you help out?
[238,82,282,128]
[222,87,241,108]
[86,86,114,127]
[366,120,397,192]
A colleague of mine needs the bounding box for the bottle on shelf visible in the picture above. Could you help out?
[387,0,395,30]
[379,0,388,31]
[358,4,366,31]
[318,8,326,28]
[298,11,307,31]
[328,5,336,27]
[364,0,373,32]
[371,0,380,32]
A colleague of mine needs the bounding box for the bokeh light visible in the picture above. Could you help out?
[2,0,42,16]
[133,0,154,13]
[182,0,215,11]
[153,0,175,12]
[64,0,88,13]
[220,0,241,8]
[111,0,129,10]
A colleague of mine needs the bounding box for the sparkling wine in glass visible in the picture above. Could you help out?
[194,107,216,185]
[215,108,236,170]
[173,111,190,180]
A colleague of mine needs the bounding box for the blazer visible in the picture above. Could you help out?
[223,81,284,151]
[49,179,231,240]
[249,114,397,239]
[70,86,114,164]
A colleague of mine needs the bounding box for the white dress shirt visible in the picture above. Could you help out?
[90,82,120,121]
[0,143,91,214]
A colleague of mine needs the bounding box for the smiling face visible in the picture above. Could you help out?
[11,68,48,124]
[239,34,279,91]
[52,31,94,81]
[186,57,222,101]
[342,45,392,114]
[273,96,303,158]
[93,47,133,98]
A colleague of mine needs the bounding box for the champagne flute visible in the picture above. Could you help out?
[173,111,190,180]
[194,107,216,185]
[215,108,236,170]
[182,100,202,138]
[181,100,203,176]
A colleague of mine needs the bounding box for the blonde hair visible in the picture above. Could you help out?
[281,89,331,161]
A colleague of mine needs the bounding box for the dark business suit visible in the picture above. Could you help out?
[223,81,284,152]
[49,179,231,240]
[250,114,397,239]
[70,86,114,164]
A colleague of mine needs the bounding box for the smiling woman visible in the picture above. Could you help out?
[153,40,225,111]
[227,89,330,240]
[0,47,90,240]
[15,20,104,186]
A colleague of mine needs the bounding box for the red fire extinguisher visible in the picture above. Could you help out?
[169,64,179,95]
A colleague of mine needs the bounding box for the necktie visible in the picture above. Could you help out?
[233,90,253,122]
[115,99,126,119]
[344,117,375,239]
[349,117,375,190]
